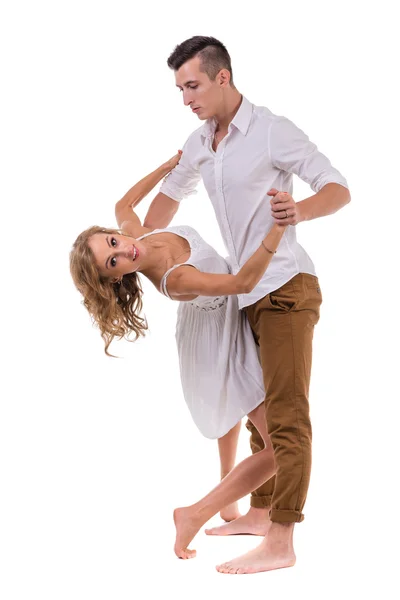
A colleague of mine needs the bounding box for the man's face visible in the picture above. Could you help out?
[175,56,222,120]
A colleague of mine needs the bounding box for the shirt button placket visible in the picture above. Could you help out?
[215,141,236,267]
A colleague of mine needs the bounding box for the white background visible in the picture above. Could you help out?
[1,1,399,598]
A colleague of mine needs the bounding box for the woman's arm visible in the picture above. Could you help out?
[168,223,287,298]
[115,151,182,229]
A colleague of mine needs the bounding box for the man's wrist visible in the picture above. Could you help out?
[296,200,309,223]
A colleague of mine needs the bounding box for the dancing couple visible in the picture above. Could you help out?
[70,36,350,574]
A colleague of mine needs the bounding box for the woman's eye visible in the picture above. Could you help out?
[111,257,117,267]
[111,237,117,247]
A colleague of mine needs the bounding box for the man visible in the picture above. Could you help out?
[144,36,350,573]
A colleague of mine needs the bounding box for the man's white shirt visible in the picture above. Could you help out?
[160,96,348,308]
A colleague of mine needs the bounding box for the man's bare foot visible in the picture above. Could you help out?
[220,501,241,522]
[216,537,296,574]
[173,507,204,559]
[205,506,271,536]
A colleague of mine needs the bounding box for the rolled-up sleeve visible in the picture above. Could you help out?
[269,116,348,192]
[159,135,201,202]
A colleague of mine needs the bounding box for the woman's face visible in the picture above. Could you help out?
[89,232,147,280]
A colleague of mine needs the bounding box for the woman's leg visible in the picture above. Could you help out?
[206,407,273,536]
[173,403,276,558]
[217,421,242,522]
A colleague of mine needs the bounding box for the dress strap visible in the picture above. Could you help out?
[136,228,164,241]
[160,264,184,300]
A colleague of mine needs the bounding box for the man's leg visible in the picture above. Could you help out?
[216,273,322,573]
[247,274,322,523]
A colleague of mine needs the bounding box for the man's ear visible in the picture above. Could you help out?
[218,69,231,87]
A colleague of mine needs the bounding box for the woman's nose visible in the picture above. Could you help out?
[116,246,129,259]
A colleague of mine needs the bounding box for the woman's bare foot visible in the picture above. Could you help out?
[220,501,241,522]
[206,506,271,536]
[173,507,204,559]
[216,536,296,574]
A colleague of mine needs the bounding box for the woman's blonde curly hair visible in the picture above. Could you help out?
[70,225,148,356]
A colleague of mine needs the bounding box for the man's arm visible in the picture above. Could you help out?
[269,116,350,225]
[143,192,180,229]
[268,183,350,225]
[297,182,350,222]
[143,135,201,229]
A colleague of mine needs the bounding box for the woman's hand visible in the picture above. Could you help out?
[164,150,182,171]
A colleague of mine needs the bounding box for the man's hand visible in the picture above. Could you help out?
[268,188,302,226]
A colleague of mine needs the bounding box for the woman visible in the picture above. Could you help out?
[70,151,285,523]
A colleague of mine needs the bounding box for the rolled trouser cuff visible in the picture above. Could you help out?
[250,495,272,508]
[270,508,304,523]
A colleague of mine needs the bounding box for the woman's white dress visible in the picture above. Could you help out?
[138,225,265,439]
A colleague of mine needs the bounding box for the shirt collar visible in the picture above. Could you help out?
[201,95,253,139]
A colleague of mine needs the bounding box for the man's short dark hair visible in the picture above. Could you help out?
[167,36,234,85]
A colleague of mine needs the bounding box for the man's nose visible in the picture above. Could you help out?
[183,91,192,106]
